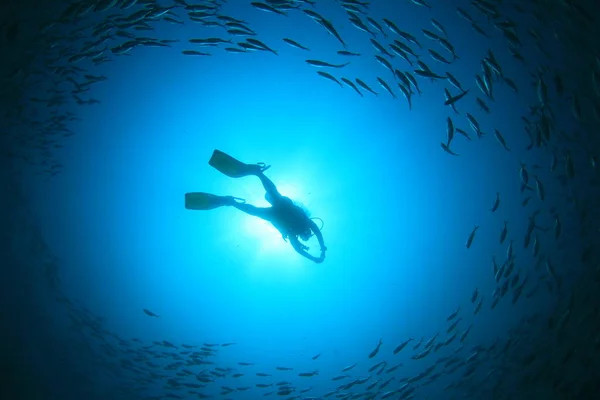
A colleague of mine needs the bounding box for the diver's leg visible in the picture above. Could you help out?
[231,202,274,222]
[253,171,282,205]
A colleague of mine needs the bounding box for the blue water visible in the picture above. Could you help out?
[2,0,600,399]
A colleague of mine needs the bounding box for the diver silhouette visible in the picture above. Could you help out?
[185,150,327,263]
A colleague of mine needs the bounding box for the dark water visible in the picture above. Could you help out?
[2,0,600,399]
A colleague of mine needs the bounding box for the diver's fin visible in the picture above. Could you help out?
[208,149,269,178]
[185,192,234,210]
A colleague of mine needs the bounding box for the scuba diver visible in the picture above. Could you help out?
[185,150,327,263]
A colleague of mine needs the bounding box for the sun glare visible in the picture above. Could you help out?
[237,181,315,265]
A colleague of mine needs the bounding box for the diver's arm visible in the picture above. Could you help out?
[308,219,327,252]
[289,236,324,263]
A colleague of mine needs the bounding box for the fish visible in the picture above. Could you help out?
[306,59,349,68]
[341,77,363,96]
[441,142,459,156]
[422,29,442,41]
[367,17,387,38]
[368,361,387,372]
[392,338,413,355]
[430,18,448,36]
[398,83,412,109]
[491,192,500,212]
[444,89,460,114]
[445,72,463,91]
[456,128,471,140]
[382,18,403,36]
[466,113,484,137]
[319,18,346,49]
[503,77,518,94]
[428,49,452,64]
[404,71,422,95]
[367,378,382,390]
[316,71,343,87]
[475,74,492,98]
[302,9,325,23]
[471,23,490,38]
[282,38,309,51]
[444,89,469,105]
[519,162,529,184]
[500,221,508,244]
[337,50,361,56]
[471,288,479,303]
[476,97,490,113]
[276,388,294,395]
[224,47,247,53]
[423,334,439,350]
[553,214,562,239]
[350,15,376,38]
[446,116,455,146]
[369,338,383,358]
[341,363,356,372]
[143,309,159,317]
[355,78,378,96]
[189,38,231,45]
[250,2,287,16]
[375,55,394,74]
[466,226,479,249]
[534,177,545,201]
[245,38,277,54]
[411,0,432,9]
[490,295,500,310]
[447,318,461,333]
[394,40,419,58]
[506,240,514,261]
[456,7,474,23]
[311,353,321,360]
[438,37,459,60]
[371,39,394,58]
[412,347,432,360]
[447,307,460,321]
[415,69,446,80]
[494,129,510,151]
[377,77,396,98]
[460,326,472,343]
[298,371,319,377]
[228,28,256,36]
[182,50,211,56]
[397,30,422,49]
[473,297,483,315]
[389,44,414,66]
[444,332,458,346]
[395,70,412,92]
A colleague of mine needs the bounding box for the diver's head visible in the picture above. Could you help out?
[299,229,313,241]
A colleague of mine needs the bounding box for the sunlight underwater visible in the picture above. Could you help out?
[5,0,600,399]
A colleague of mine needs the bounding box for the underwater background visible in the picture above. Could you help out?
[2,0,600,399]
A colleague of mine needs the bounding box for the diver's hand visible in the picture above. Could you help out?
[317,250,326,263]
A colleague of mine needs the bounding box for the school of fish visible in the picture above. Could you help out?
[2,0,600,399]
